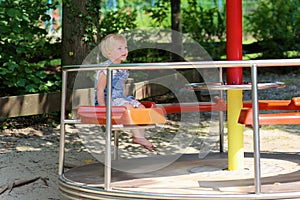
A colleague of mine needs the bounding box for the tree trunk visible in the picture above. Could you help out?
[62,0,90,66]
[61,0,91,111]
[62,0,88,66]
[171,0,183,61]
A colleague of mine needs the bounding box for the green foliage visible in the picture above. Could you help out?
[99,7,138,40]
[6,0,299,98]
[145,0,226,59]
[245,0,300,58]
[0,0,138,97]
[0,0,61,96]
[66,0,137,49]
[182,0,225,42]
[182,0,226,59]
[145,0,171,28]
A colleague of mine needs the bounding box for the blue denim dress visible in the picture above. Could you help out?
[94,60,139,107]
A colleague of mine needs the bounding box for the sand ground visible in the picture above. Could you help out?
[0,122,299,200]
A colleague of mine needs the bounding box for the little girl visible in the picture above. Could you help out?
[94,34,154,151]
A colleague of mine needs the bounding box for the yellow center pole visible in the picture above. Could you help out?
[227,90,244,170]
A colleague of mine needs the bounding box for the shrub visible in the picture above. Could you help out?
[0,0,61,96]
[245,0,300,58]
[146,0,226,60]
[67,0,137,48]
[182,0,226,60]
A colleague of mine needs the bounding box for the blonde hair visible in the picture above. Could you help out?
[100,34,127,58]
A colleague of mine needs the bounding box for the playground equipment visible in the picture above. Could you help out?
[239,97,300,126]
[77,101,166,160]
[77,102,166,125]
[158,98,227,114]
[59,59,300,200]
[186,82,300,127]
[226,0,244,171]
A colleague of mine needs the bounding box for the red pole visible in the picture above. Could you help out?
[226,0,244,170]
[226,0,243,84]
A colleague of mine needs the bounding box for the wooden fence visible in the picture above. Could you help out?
[0,69,201,118]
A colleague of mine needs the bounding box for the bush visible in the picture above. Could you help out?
[69,0,138,48]
[245,0,300,58]
[0,0,61,96]
[182,0,226,59]
[146,0,226,60]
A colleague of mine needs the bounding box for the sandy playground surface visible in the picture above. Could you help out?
[0,122,299,200]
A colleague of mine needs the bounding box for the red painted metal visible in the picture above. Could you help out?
[243,97,300,110]
[77,96,300,126]
[161,98,227,114]
[77,99,228,125]
[239,108,300,126]
[239,97,300,126]
[226,0,243,84]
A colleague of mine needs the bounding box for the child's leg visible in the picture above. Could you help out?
[123,102,154,151]
[132,129,153,151]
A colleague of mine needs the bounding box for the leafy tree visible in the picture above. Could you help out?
[61,0,137,94]
[0,0,137,96]
[62,0,137,67]
[146,0,226,59]
[145,0,171,28]
[0,0,61,96]
[245,0,300,58]
[182,0,226,59]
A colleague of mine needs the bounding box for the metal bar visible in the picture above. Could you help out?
[219,67,224,153]
[251,63,262,194]
[104,68,113,191]
[219,111,224,153]
[59,177,300,199]
[226,0,243,84]
[62,119,82,124]
[58,70,67,176]
[113,131,119,160]
[62,59,300,72]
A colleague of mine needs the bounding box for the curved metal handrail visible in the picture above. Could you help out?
[62,58,300,71]
[59,58,300,199]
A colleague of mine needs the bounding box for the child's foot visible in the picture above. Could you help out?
[133,137,154,151]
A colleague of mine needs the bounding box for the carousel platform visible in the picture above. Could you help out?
[59,152,300,199]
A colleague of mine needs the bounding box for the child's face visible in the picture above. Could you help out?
[107,40,128,64]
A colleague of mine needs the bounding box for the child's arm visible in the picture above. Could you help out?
[96,71,107,106]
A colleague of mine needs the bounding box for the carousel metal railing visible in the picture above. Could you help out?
[59,58,300,199]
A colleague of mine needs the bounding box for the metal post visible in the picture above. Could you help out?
[219,67,224,153]
[219,111,224,153]
[226,0,244,170]
[226,0,243,84]
[59,70,67,175]
[104,68,112,190]
[113,131,119,160]
[251,63,262,194]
